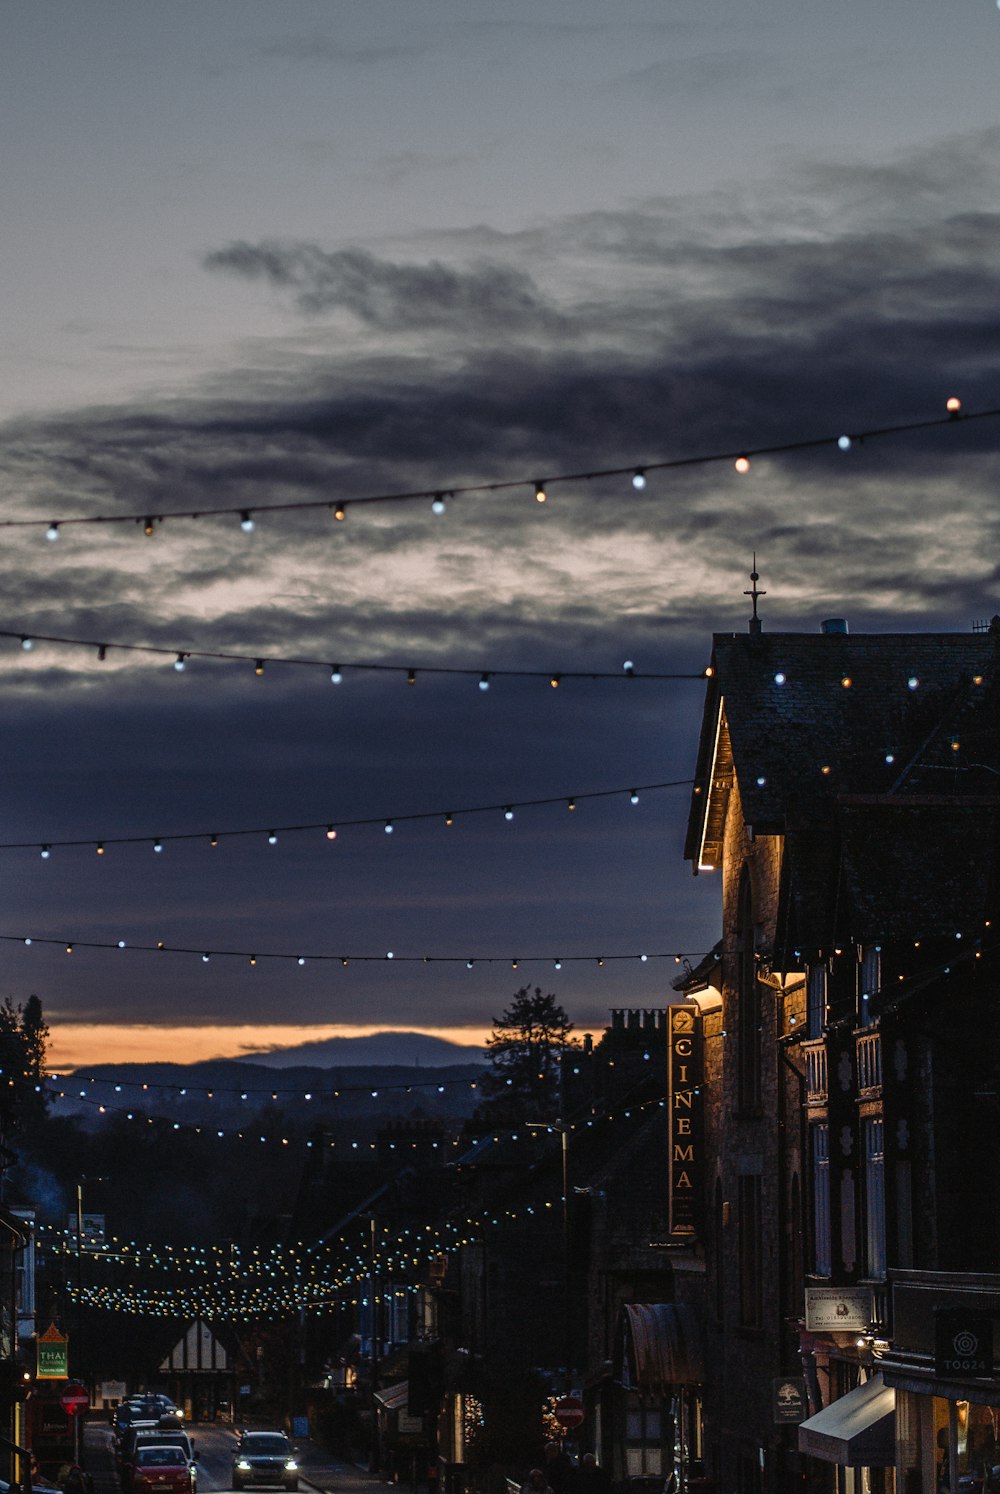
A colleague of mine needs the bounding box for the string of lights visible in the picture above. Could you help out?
[2,628,704,685]
[9,932,707,968]
[0,777,693,856]
[2,396,983,539]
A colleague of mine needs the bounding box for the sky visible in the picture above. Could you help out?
[3,1,1000,1071]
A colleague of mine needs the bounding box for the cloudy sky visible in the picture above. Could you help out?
[3,1,1000,1069]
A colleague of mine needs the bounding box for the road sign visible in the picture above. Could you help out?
[553,1396,585,1431]
[60,1384,90,1415]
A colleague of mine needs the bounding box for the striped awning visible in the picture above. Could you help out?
[620,1303,705,1390]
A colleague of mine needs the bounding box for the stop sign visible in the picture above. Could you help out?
[553,1396,585,1431]
[60,1384,90,1416]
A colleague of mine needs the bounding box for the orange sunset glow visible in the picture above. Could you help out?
[47,1023,491,1070]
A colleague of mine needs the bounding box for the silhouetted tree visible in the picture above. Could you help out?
[0,994,49,1133]
[480,987,577,1119]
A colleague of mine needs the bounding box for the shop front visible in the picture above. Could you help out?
[878,1270,1000,1494]
[616,1302,707,1490]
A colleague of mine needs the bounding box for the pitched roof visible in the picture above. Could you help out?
[685,627,1000,943]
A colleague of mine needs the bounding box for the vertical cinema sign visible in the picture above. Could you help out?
[669,1004,702,1237]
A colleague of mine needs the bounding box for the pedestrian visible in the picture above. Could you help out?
[521,1470,553,1494]
[543,1442,575,1494]
[575,1454,610,1494]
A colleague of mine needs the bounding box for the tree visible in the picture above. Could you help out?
[0,994,50,1139]
[480,987,577,1119]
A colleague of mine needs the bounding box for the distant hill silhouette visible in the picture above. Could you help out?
[52,1032,488,1126]
[233,1030,487,1068]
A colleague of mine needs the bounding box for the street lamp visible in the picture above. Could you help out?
[526,1123,572,1393]
[74,1175,106,1453]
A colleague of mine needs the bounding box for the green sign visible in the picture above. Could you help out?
[37,1333,68,1380]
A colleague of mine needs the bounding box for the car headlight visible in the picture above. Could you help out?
[284,1462,298,1472]
[237,1460,252,1470]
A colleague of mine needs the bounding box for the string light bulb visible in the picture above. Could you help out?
[407,669,416,686]
[144,518,156,537]
[330,665,342,683]
[734,455,751,474]
[20,636,33,651]
[837,435,852,451]
[40,845,51,859]
[629,789,639,804]
[255,659,265,676]
[46,523,60,542]
[240,512,255,533]
[550,674,560,689]
[431,493,446,515]
[534,481,547,504]
[946,396,962,415]
[504,807,514,821]
[479,673,490,691]
[174,653,187,671]
[333,504,346,522]
[325,826,337,840]
[631,469,646,490]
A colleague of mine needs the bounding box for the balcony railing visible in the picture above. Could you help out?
[857,1031,882,1093]
[803,1040,828,1103]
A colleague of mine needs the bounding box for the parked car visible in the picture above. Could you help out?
[130,1447,194,1494]
[232,1432,298,1491]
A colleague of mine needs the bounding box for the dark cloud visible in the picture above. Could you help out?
[3,134,1000,1039]
[204,241,566,333]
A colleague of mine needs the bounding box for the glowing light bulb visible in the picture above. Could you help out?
[504,807,514,821]
[144,517,156,536]
[946,396,962,414]
[255,659,265,676]
[333,504,346,521]
[631,469,646,490]
[567,798,576,811]
[907,676,919,690]
[202,953,210,963]
[734,455,751,474]
[837,435,852,451]
[550,674,561,688]
[267,832,277,845]
[386,951,394,960]
[407,669,416,686]
[330,665,342,683]
[326,826,337,840]
[384,821,394,834]
[774,671,786,684]
[240,511,255,533]
[20,636,32,651]
[841,675,852,688]
[534,481,547,503]
[479,673,490,691]
[885,752,895,764]
[174,653,186,671]
[554,959,562,970]
[46,523,60,542]
[153,840,163,853]
[96,842,105,855]
[431,493,446,515]
[629,789,639,804]
[40,846,50,859]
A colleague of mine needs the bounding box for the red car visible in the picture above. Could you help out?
[131,1447,195,1494]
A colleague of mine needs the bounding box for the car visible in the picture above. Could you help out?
[121,1431,197,1493]
[130,1446,195,1494]
[231,1432,299,1492]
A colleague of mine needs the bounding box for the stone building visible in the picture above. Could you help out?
[679,615,1000,1494]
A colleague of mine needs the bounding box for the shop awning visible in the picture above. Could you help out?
[798,1374,895,1467]
[620,1303,705,1390]
[374,1381,409,1413]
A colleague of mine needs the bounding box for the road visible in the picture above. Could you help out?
[85,1420,390,1494]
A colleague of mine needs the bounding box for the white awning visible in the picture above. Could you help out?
[798,1374,895,1468]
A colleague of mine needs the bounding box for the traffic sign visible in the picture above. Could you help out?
[60,1384,90,1416]
[553,1396,585,1431]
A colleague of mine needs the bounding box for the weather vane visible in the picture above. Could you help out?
[744,554,765,635]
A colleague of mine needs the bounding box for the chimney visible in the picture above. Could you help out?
[821,618,849,635]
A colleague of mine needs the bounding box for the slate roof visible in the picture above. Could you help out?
[685,625,1000,946]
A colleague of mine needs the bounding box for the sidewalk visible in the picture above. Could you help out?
[295,1445,394,1494]
[82,1422,118,1494]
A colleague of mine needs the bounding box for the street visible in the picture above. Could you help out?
[85,1421,392,1494]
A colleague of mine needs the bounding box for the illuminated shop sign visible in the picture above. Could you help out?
[668,1003,702,1237]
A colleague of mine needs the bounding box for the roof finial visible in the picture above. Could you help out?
[744,554,765,635]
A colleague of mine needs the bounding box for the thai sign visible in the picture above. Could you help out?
[668,1003,702,1237]
[37,1322,69,1380]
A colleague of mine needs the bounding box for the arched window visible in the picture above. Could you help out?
[736,867,762,1112]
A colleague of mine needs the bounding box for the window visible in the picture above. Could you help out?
[736,869,762,1111]
[625,1404,666,1476]
[864,1117,886,1280]
[806,964,827,1038]
[858,946,880,1027]
[738,1173,763,1328]
[811,1124,831,1277]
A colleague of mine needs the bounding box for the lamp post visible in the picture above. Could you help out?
[527,1123,572,1394]
[73,1177,105,1459]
